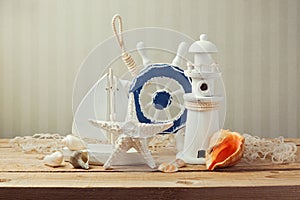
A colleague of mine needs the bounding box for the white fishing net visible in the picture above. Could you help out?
[148,132,298,164]
[9,132,298,165]
[148,134,176,152]
[242,134,298,163]
[9,133,65,154]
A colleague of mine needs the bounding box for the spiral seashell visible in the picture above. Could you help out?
[43,151,64,167]
[70,150,89,170]
[206,129,245,170]
[62,135,86,151]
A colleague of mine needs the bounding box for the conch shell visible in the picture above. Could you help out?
[62,135,86,151]
[206,130,245,170]
[70,150,89,170]
[43,151,64,167]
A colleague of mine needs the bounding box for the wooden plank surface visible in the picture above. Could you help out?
[1,186,299,200]
[0,170,300,188]
[0,171,299,199]
[1,139,299,172]
[1,146,299,172]
[0,138,299,200]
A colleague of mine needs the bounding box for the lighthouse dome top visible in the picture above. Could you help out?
[189,34,218,53]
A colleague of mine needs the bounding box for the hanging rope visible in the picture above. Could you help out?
[111,14,137,76]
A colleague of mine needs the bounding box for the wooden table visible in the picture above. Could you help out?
[0,138,299,200]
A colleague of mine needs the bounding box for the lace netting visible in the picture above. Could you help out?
[9,132,298,164]
[243,134,297,163]
[9,133,65,154]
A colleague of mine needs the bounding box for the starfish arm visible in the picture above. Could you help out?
[103,135,133,169]
[89,119,122,135]
[132,138,156,168]
[137,122,174,138]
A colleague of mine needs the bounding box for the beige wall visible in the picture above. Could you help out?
[0,0,299,138]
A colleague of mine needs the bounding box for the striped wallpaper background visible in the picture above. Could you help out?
[0,0,299,138]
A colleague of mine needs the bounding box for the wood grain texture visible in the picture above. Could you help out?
[0,186,299,200]
[0,170,300,188]
[1,138,299,172]
[0,139,299,199]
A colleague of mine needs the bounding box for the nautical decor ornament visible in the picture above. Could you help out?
[72,70,128,142]
[72,26,196,142]
[129,42,191,133]
[89,94,173,169]
[177,34,224,164]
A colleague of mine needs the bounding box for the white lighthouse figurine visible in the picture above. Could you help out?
[177,34,224,164]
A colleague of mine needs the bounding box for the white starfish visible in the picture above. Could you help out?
[89,93,173,169]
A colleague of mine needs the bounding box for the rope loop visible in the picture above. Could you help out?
[111,14,137,76]
[112,14,125,52]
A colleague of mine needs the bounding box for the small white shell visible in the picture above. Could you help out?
[62,135,86,151]
[174,159,186,168]
[70,150,89,170]
[43,151,64,167]
[158,159,185,173]
[158,162,178,173]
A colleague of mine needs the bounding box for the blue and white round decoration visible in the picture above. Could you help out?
[129,63,192,133]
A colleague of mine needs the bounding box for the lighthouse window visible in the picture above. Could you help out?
[200,83,208,91]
